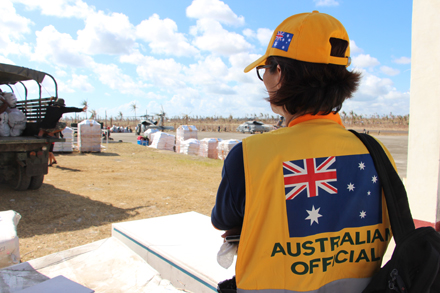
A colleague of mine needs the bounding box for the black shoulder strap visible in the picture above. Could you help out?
[349,130,415,244]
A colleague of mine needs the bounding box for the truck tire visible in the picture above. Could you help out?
[10,165,31,191]
[28,175,44,190]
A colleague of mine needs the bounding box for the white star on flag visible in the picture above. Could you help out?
[358,162,365,170]
[367,191,371,195]
[360,211,367,218]
[305,205,322,226]
[372,175,378,183]
[347,182,355,191]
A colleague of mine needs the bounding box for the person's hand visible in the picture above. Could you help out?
[83,106,87,112]
[221,227,242,239]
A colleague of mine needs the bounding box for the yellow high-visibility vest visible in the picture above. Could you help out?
[236,115,392,293]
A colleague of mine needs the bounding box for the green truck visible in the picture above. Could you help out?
[0,63,64,190]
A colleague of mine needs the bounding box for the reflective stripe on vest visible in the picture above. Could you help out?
[237,277,371,293]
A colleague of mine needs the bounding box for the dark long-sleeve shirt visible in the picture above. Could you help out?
[211,142,246,230]
[40,104,83,129]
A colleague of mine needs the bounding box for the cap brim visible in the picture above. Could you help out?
[244,54,268,73]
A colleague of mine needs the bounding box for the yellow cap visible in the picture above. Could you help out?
[244,11,351,73]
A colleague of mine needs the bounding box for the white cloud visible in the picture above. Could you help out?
[77,11,136,55]
[257,28,273,46]
[0,56,15,65]
[137,56,186,89]
[393,56,411,64]
[32,25,94,67]
[69,74,94,92]
[136,14,199,57]
[356,70,394,100]
[314,0,339,7]
[380,66,400,76]
[242,28,255,38]
[228,52,262,84]
[0,1,33,57]
[92,63,146,96]
[11,0,94,19]
[242,28,272,46]
[191,18,253,55]
[351,54,380,68]
[186,55,229,86]
[186,0,245,26]
[349,40,363,54]
[342,69,410,115]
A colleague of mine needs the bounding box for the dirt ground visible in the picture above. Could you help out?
[0,142,223,262]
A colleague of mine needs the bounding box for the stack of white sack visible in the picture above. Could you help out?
[2,93,17,108]
[198,138,222,159]
[0,210,21,269]
[78,120,101,152]
[53,127,74,152]
[175,125,197,153]
[110,125,118,133]
[150,131,175,151]
[218,139,241,160]
[6,108,26,137]
[0,112,10,137]
[180,138,200,155]
[144,128,159,141]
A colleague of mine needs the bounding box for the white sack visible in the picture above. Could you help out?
[0,210,21,268]
[2,93,17,108]
[0,112,10,137]
[6,108,26,137]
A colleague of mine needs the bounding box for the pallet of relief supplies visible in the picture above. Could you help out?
[180,138,200,155]
[198,138,222,159]
[218,139,240,160]
[176,125,197,153]
[150,131,175,151]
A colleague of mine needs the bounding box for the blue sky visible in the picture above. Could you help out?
[0,0,413,120]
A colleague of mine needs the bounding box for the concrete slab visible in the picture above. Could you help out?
[112,211,235,293]
[0,237,185,293]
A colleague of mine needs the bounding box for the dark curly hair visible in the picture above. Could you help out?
[265,38,361,116]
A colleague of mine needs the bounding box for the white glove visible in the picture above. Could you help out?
[217,241,238,269]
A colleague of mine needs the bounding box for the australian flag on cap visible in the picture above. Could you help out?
[272,31,292,52]
[283,154,382,238]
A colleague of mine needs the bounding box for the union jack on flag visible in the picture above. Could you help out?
[283,156,337,200]
[283,154,383,238]
[272,31,292,52]
[275,31,285,41]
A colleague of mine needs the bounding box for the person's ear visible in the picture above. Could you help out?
[276,65,282,89]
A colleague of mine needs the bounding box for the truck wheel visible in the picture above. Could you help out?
[28,175,44,190]
[10,166,31,191]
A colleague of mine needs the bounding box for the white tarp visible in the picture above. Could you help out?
[150,132,175,151]
[78,120,101,153]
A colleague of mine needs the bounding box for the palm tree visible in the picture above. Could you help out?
[117,111,123,121]
[89,109,97,120]
[131,102,138,120]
